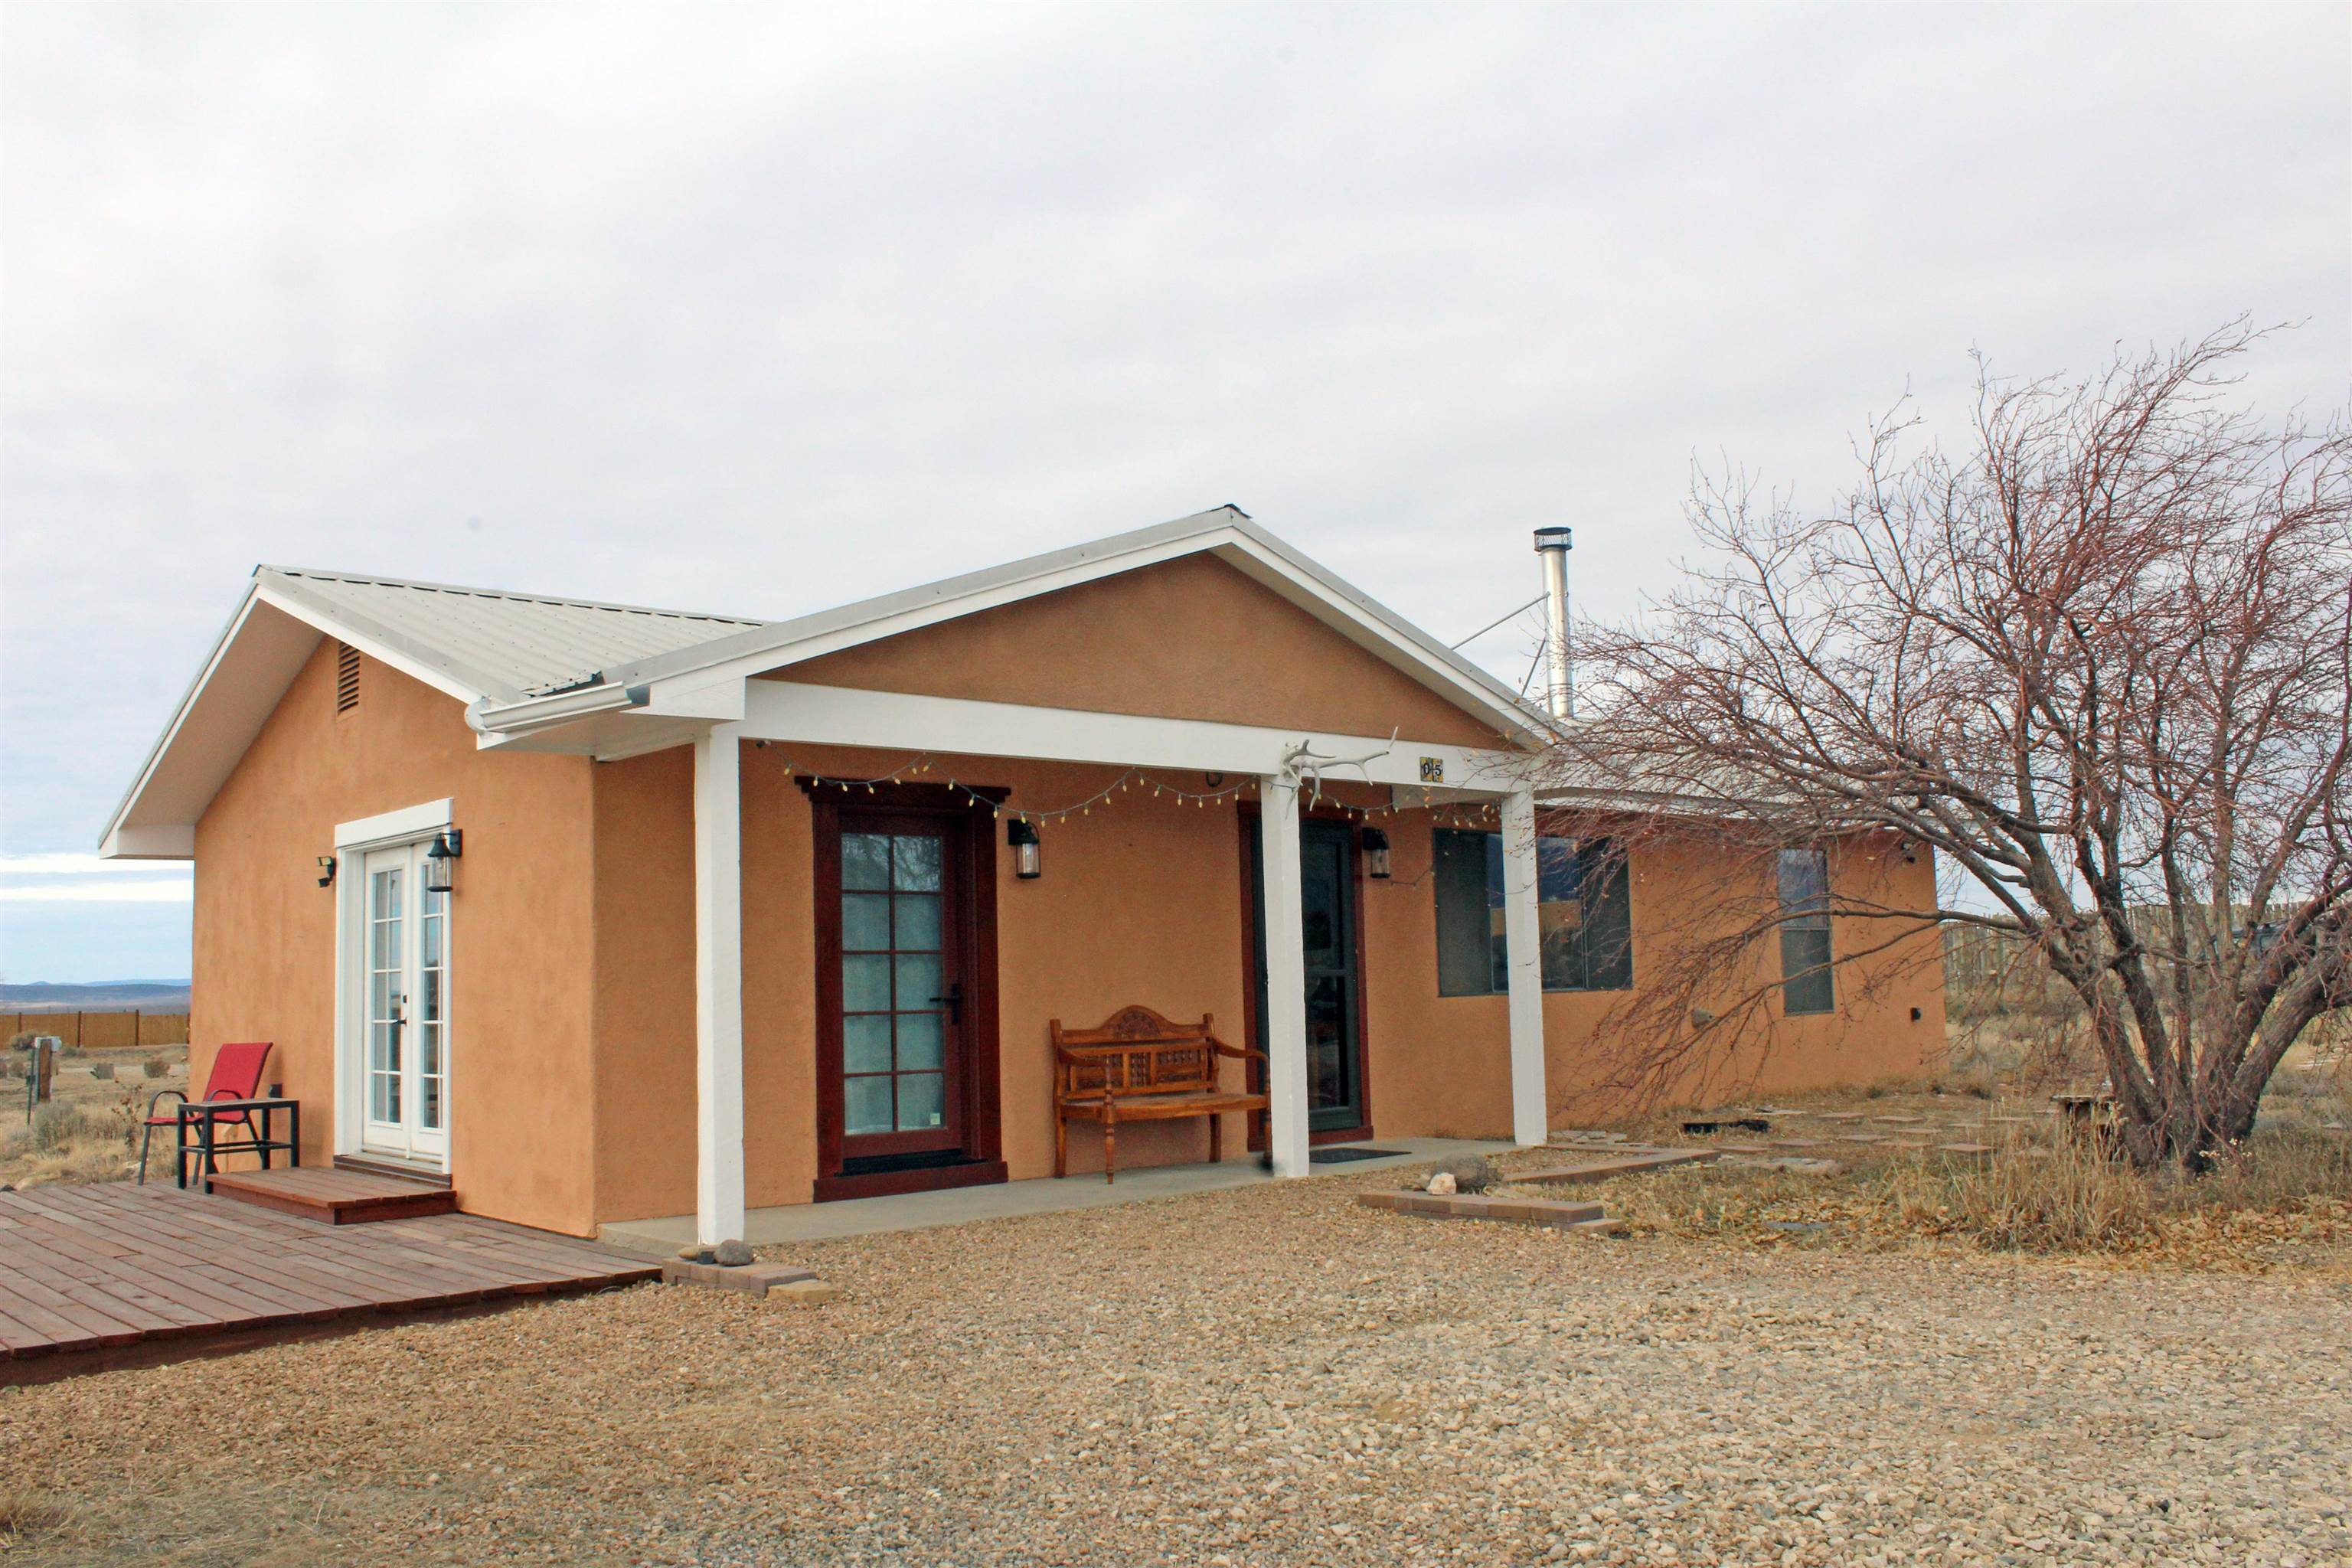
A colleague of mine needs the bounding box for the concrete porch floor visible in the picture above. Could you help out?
[597,1138,1512,1254]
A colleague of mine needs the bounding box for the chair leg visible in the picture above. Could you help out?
[137,1122,155,1185]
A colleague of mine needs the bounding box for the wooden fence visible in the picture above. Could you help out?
[1,1011,190,1049]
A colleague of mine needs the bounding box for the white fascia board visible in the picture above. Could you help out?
[638,674,746,722]
[335,798,453,849]
[98,824,198,859]
[742,681,1533,793]
[253,582,488,707]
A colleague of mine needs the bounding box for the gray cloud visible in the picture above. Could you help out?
[4,3,2346,979]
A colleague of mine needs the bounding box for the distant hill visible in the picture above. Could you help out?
[1,981,191,1013]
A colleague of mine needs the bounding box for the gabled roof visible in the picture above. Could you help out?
[100,505,1554,858]
[466,506,1546,744]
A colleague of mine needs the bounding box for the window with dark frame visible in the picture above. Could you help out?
[1433,828,1632,997]
[1777,846,1834,1014]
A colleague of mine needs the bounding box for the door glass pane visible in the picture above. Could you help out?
[841,834,891,890]
[842,955,891,1012]
[844,1075,893,1135]
[896,1011,944,1071]
[841,893,890,952]
[892,893,942,951]
[369,1029,394,1122]
[844,1014,893,1073]
[893,954,942,1012]
[420,1031,442,1130]
[897,1072,945,1130]
[1306,975,1348,1110]
[891,835,942,891]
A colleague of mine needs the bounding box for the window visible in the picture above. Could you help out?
[1777,847,1834,1014]
[1434,829,1632,996]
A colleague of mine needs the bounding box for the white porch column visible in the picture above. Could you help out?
[1499,784,1550,1146]
[1259,773,1312,1178]
[693,722,747,1246]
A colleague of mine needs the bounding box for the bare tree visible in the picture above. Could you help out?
[1544,323,2352,1169]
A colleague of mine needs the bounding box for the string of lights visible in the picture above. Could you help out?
[763,748,1505,830]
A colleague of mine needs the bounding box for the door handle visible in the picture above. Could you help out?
[929,982,963,1024]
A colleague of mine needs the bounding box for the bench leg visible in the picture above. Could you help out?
[1102,1116,1116,1184]
[1210,1110,1223,1165]
[1055,1114,1067,1181]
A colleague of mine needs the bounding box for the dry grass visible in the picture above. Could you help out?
[0,1491,68,1547]
[0,1045,183,1189]
[1535,1051,2352,1273]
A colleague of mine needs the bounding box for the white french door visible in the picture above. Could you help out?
[358,841,449,1162]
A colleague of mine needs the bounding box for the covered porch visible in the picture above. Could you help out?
[662,688,1555,1246]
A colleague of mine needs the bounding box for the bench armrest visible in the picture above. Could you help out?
[1206,1036,1266,1064]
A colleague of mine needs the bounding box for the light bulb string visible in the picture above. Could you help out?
[765,749,1501,827]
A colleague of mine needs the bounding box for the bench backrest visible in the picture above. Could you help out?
[1051,1005,1222,1100]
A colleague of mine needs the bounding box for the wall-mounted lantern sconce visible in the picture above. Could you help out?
[316,855,338,889]
[1006,818,1041,880]
[1361,826,1393,880]
[423,828,462,894]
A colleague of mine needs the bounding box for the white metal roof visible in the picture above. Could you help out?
[256,567,764,704]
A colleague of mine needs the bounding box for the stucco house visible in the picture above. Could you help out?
[101,507,1945,1242]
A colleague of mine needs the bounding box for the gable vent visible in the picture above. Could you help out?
[335,642,361,713]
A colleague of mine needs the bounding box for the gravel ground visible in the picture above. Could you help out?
[3,1168,2347,1568]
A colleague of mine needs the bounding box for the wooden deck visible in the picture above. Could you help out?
[0,1181,661,1383]
[207,1165,459,1223]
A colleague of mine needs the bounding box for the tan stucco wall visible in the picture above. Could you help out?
[191,641,602,1236]
[1358,814,1949,1135]
[775,553,1509,752]
[590,743,1263,1223]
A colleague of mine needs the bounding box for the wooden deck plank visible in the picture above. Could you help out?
[0,1183,658,1379]
[3,1188,370,1317]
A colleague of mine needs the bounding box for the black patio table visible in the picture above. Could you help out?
[174,1096,301,1191]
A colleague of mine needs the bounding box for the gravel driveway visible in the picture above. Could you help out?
[4,1170,2345,1566]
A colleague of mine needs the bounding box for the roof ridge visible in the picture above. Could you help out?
[255,565,766,626]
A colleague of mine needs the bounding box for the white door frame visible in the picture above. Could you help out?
[332,799,454,1171]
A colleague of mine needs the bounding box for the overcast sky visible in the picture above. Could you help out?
[3,4,2347,983]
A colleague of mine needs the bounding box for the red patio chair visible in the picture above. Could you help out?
[138,1041,274,1185]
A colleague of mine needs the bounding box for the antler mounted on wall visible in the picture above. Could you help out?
[1276,729,1397,805]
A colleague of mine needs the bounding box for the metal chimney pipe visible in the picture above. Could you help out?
[1532,526,1573,720]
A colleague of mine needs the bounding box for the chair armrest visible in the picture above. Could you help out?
[145,1087,189,1118]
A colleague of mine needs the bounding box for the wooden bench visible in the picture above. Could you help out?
[1052,1005,1268,1182]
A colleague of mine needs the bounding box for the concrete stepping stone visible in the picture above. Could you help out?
[1516,1148,1719,1185]
[1357,1191,1607,1230]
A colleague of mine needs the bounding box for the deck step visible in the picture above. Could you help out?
[332,1152,452,1188]
[208,1166,457,1224]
